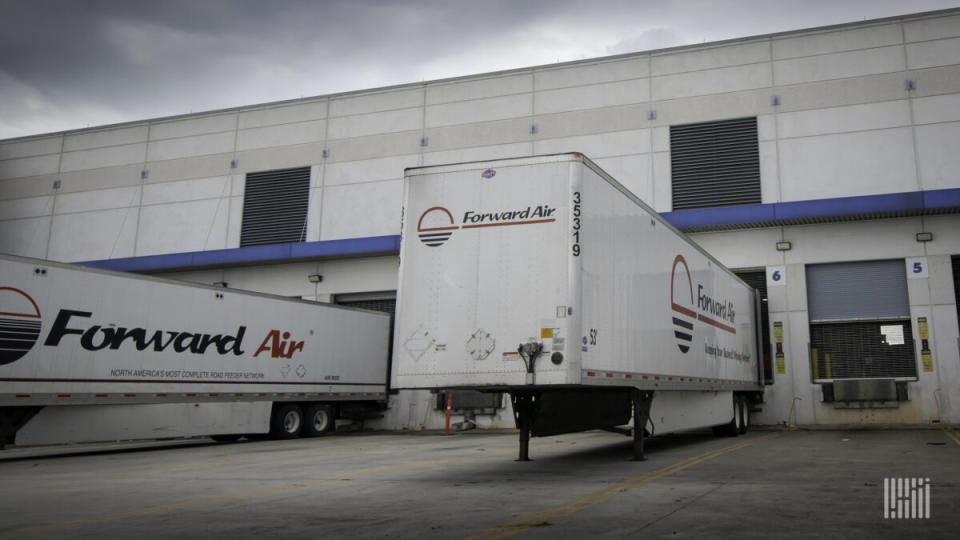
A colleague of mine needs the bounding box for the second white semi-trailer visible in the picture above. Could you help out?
[393,153,764,460]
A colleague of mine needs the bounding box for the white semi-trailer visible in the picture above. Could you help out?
[0,254,390,448]
[393,153,763,460]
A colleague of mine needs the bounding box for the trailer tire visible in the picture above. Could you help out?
[302,404,335,437]
[271,403,303,439]
[713,395,738,437]
[736,395,749,435]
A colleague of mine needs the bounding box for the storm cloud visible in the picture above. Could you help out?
[1,0,957,139]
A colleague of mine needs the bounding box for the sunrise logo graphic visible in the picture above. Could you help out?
[417,207,459,247]
[670,255,695,353]
[0,287,42,365]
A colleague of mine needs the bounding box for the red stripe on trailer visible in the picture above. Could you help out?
[208,393,219,397]
[16,394,30,398]
[96,394,107,397]
[124,394,136,397]
[625,374,632,379]
[156,393,168,397]
[587,371,596,376]
[606,373,613,378]
[642,375,648,380]
[655,376,660,380]
[57,394,70,397]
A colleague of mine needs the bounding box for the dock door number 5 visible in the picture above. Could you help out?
[572,191,581,256]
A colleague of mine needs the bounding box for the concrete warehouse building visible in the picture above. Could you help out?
[1,8,959,430]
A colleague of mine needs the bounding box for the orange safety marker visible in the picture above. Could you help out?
[445,393,452,435]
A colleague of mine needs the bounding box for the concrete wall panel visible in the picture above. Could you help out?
[913,93,960,124]
[427,73,531,104]
[777,100,911,139]
[535,78,649,115]
[0,217,50,258]
[319,179,402,240]
[906,37,960,70]
[56,186,141,215]
[136,199,226,256]
[759,140,779,203]
[779,127,917,200]
[150,114,236,140]
[425,94,531,128]
[0,196,53,220]
[0,136,61,160]
[48,207,139,262]
[652,63,771,100]
[237,120,326,151]
[772,23,902,60]
[147,132,235,161]
[327,108,421,139]
[61,144,145,172]
[329,87,424,117]
[773,46,905,86]
[533,129,649,159]
[324,154,420,186]
[421,142,531,166]
[653,41,770,76]
[904,13,960,42]
[535,57,649,90]
[0,154,60,180]
[238,101,328,130]
[915,121,960,190]
[64,126,148,152]
[141,176,230,206]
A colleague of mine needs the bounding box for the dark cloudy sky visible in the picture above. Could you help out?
[2,0,958,140]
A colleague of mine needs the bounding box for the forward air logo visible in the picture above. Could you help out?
[669,255,737,354]
[0,287,42,365]
[416,204,558,247]
[418,207,458,247]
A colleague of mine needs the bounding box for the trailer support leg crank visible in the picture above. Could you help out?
[632,390,654,461]
[511,393,537,462]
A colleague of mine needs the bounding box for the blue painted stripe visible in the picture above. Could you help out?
[78,235,402,273]
[663,188,960,230]
[79,188,959,273]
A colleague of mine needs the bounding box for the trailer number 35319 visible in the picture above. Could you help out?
[572,191,581,257]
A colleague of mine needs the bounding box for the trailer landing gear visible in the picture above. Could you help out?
[632,390,653,461]
[511,392,539,461]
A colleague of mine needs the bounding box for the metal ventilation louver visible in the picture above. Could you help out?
[670,117,761,210]
[240,166,311,247]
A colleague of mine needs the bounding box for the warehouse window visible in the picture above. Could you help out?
[670,117,761,210]
[240,166,311,247]
[806,260,916,381]
[734,270,772,385]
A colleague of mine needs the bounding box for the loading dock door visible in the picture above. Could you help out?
[806,260,917,381]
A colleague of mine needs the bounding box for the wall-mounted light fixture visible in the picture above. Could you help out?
[230,159,238,169]
[308,274,323,283]
[213,281,228,288]
[322,149,330,158]
[776,241,792,251]
[905,79,916,91]
[770,95,781,106]
[916,232,933,242]
[530,123,539,134]
[53,179,61,190]
[141,169,149,180]
[420,136,429,147]
[647,110,657,120]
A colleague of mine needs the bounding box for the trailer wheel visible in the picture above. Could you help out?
[302,404,335,437]
[271,403,303,439]
[736,396,749,435]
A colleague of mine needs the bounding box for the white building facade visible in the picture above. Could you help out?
[2,9,960,428]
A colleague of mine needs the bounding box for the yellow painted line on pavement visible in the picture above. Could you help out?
[943,427,960,447]
[464,432,779,540]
